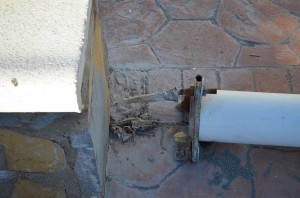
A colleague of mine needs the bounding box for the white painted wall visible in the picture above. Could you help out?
[0,0,92,112]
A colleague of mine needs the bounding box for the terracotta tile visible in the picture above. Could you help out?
[151,21,240,68]
[255,69,290,93]
[237,45,300,67]
[250,148,300,197]
[291,29,300,56]
[157,0,219,20]
[148,69,181,92]
[224,176,251,197]
[153,162,223,197]
[220,69,255,91]
[154,144,252,197]
[289,68,300,94]
[217,0,299,43]
[109,70,147,119]
[183,69,218,88]
[105,181,152,198]
[148,69,182,123]
[148,101,182,123]
[108,45,160,70]
[272,0,300,16]
[99,0,166,48]
[106,127,179,186]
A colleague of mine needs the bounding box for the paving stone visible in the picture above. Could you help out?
[0,114,21,128]
[154,158,251,197]
[223,176,251,197]
[289,68,300,94]
[148,101,182,123]
[0,145,6,170]
[11,179,66,198]
[291,29,300,55]
[28,113,65,130]
[70,130,93,149]
[237,45,300,67]
[220,69,254,91]
[148,69,181,92]
[74,149,100,198]
[0,171,18,198]
[183,69,218,88]
[217,0,299,43]
[106,126,179,187]
[250,148,300,197]
[157,0,219,20]
[109,70,147,120]
[99,0,166,48]
[272,0,300,16]
[207,143,251,167]
[108,44,160,70]
[151,21,240,68]
[106,181,152,198]
[255,68,290,93]
[201,145,253,190]
[148,69,182,123]
[0,130,66,173]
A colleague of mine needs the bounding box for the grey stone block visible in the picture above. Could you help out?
[74,149,100,198]
[0,114,21,128]
[0,171,18,198]
[0,146,6,170]
[70,131,93,149]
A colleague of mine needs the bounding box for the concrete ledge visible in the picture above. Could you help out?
[0,0,92,112]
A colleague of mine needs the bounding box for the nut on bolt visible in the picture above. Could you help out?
[173,132,189,161]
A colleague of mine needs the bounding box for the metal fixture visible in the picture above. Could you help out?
[124,75,300,162]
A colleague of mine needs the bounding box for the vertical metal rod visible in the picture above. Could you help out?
[192,75,203,162]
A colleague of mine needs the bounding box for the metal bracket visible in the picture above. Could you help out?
[191,75,204,162]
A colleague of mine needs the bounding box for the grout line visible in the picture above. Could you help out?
[148,43,162,65]
[286,68,294,94]
[246,148,256,198]
[212,0,222,26]
[233,44,243,67]
[154,0,172,20]
[216,70,221,89]
[252,68,257,92]
[180,69,184,89]
[155,18,170,34]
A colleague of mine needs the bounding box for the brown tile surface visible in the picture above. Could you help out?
[250,147,300,197]
[148,69,182,123]
[109,70,147,119]
[291,29,300,56]
[237,45,300,67]
[106,181,150,198]
[108,45,160,70]
[272,0,300,16]
[150,21,240,68]
[148,69,181,92]
[100,0,300,197]
[99,0,166,49]
[220,69,255,91]
[157,0,219,20]
[289,68,300,94]
[217,0,299,43]
[255,68,290,93]
[106,127,178,186]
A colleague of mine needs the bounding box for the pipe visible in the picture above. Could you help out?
[199,90,300,147]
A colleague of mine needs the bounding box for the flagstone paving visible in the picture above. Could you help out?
[99,0,300,197]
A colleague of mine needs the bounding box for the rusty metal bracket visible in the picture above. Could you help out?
[191,75,203,162]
